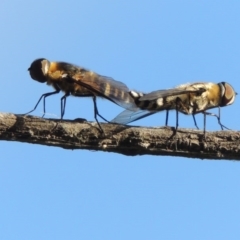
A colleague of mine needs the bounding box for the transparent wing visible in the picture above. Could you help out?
[111,109,157,124]
[111,88,207,124]
[139,88,205,101]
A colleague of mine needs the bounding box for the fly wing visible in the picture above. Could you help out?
[67,71,137,111]
[139,88,205,101]
[111,109,157,124]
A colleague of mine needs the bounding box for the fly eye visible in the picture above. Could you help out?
[28,58,48,83]
[221,82,236,106]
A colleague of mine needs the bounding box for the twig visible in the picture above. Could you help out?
[0,112,239,160]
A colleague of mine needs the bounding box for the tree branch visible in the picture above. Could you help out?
[0,112,239,160]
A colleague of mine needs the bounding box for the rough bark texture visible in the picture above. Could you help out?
[0,112,239,160]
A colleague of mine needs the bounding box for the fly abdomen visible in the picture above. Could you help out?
[129,91,150,109]
[129,90,166,110]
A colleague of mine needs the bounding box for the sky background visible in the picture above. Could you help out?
[0,1,240,239]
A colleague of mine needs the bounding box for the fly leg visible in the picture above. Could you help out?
[92,96,109,133]
[175,97,189,131]
[92,96,109,123]
[24,90,60,117]
[174,97,182,133]
[60,93,69,119]
[203,107,230,131]
[165,110,169,126]
[192,114,199,129]
[168,98,181,140]
[178,98,200,130]
[51,93,70,132]
[203,111,207,137]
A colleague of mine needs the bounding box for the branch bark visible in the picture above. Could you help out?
[0,112,239,160]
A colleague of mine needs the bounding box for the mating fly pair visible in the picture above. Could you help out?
[27,58,137,132]
[111,82,236,134]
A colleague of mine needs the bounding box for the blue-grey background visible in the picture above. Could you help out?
[0,1,240,239]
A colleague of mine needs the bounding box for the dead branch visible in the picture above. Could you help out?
[0,112,239,160]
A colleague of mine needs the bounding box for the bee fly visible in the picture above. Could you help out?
[27,58,136,132]
[111,82,236,134]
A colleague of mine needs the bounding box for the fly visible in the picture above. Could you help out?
[111,82,236,134]
[27,58,137,132]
